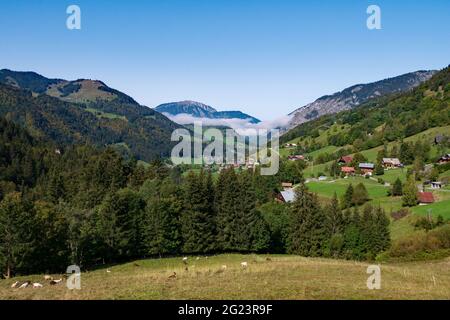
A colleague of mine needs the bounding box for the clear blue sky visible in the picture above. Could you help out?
[0,0,449,120]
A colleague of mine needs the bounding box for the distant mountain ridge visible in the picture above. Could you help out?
[155,100,261,124]
[0,69,180,161]
[0,69,138,104]
[286,70,437,130]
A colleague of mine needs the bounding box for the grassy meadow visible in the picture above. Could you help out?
[1,254,449,300]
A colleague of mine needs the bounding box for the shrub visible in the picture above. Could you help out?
[391,208,410,220]
[380,225,450,261]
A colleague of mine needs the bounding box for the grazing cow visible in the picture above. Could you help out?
[33,283,43,288]
[11,281,20,288]
[266,258,272,262]
[241,262,248,268]
[168,272,177,280]
[106,269,111,273]
[44,275,53,281]
[19,281,31,289]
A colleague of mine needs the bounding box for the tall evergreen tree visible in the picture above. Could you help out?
[181,171,216,253]
[375,150,385,176]
[402,177,419,207]
[325,193,344,236]
[342,184,354,209]
[96,189,146,261]
[353,183,369,206]
[288,184,326,256]
[0,193,37,277]
[144,197,182,257]
[392,178,403,196]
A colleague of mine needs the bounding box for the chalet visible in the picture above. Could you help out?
[418,192,435,204]
[431,181,443,189]
[341,166,355,175]
[438,154,450,164]
[278,189,296,203]
[281,182,293,189]
[359,163,375,175]
[338,156,353,165]
[284,143,298,148]
[287,155,305,161]
[382,158,402,169]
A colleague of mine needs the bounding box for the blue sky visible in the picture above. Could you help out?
[0,0,449,120]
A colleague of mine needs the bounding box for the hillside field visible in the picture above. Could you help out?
[0,254,449,300]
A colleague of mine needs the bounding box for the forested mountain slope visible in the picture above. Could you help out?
[0,75,180,161]
[282,66,450,150]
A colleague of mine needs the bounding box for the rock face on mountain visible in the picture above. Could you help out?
[155,100,261,124]
[0,69,180,161]
[287,70,436,129]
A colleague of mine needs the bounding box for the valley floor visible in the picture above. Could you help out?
[1,254,449,300]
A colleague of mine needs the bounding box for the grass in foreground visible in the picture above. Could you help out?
[1,254,449,300]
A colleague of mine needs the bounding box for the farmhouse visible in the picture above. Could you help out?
[359,163,375,175]
[338,156,353,165]
[382,158,402,168]
[281,182,293,189]
[431,181,443,189]
[341,166,355,175]
[277,189,296,203]
[287,155,304,161]
[438,154,450,164]
[418,192,435,204]
[284,143,297,148]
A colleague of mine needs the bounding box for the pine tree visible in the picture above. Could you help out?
[288,184,326,256]
[402,177,419,207]
[353,183,369,206]
[144,197,182,257]
[324,193,344,257]
[215,168,241,251]
[343,207,362,260]
[96,189,146,261]
[0,193,37,277]
[325,193,344,235]
[392,178,403,196]
[359,204,376,259]
[181,171,216,253]
[372,206,391,254]
[342,184,354,209]
[375,150,385,176]
[330,161,341,177]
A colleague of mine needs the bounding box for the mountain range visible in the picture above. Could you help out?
[0,69,180,161]
[155,101,261,124]
[0,67,445,163]
[281,66,449,147]
[286,70,436,130]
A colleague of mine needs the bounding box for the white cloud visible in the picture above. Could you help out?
[163,113,292,136]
